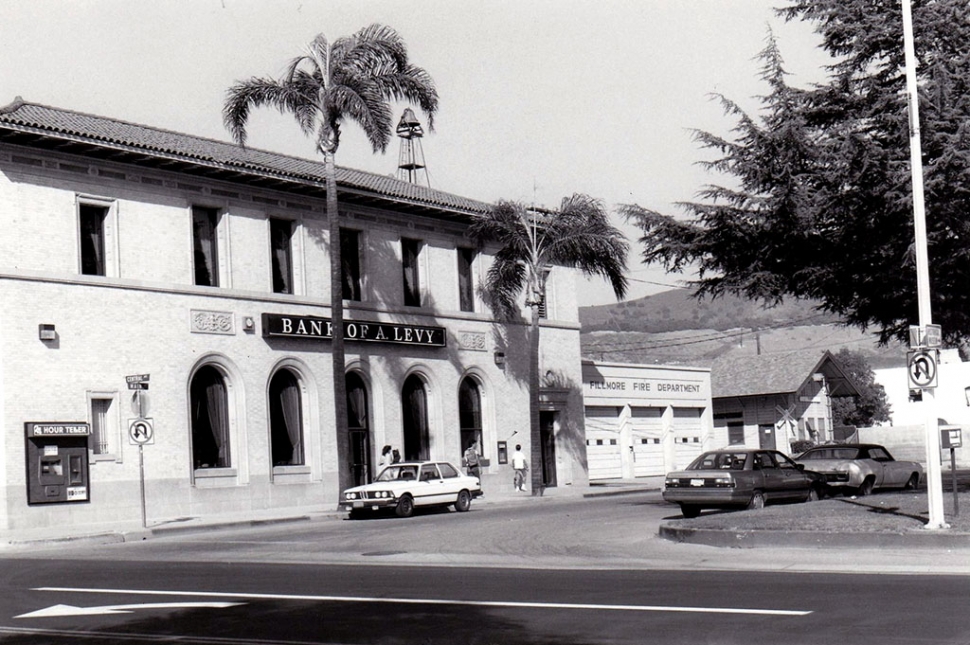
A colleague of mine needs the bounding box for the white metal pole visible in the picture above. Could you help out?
[901,0,947,529]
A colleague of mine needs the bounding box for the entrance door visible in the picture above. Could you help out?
[758,424,776,450]
[539,411,557,488]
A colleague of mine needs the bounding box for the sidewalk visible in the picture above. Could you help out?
[0,477,661,551]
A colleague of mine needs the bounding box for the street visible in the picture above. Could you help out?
[0,492,968,644]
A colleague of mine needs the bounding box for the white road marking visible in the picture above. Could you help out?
[32,586,811,616]
[16,601,242,619]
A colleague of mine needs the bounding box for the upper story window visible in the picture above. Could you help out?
[79,204,107,276]
[402,238,422,307]
[192,206,221,287]
[457,248,476,312]
[340,228,361,301]
[537,268,551,319]
[77,197,117,277]
[270,218,294,294]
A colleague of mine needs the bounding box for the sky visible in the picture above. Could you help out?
[0,0,831,306]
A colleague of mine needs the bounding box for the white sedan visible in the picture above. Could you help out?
[795,443,923,496]
[340,461,483,518]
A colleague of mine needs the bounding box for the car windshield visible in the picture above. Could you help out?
[800,447,860,460]
[375,465,419,482]
[687,452,748,471]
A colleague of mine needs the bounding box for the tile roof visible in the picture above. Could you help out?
[710,350,853,399]
[0,98,489,215]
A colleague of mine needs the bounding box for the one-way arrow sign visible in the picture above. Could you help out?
[15,601,243,619]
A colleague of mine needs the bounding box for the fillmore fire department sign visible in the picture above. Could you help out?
[262,314,446,347]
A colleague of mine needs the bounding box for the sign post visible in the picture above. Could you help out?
[902,0,947,529]
[125,375,152,528]
[941,427,962,517]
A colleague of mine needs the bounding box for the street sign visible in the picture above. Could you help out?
[126,374,150,390]
[128,418,155,445]
[908,324,942,349]
[907,350,938,389]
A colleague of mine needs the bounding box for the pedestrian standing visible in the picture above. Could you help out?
[511,444,528,491]
[463,441,482,479]
[378,445,393,470]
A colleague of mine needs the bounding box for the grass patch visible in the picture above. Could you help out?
[668,491,970,533]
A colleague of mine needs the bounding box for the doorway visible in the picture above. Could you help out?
[758,423,776,450]
[402,375,430,461]
[539,411,558,488]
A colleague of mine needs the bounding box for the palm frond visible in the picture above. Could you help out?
[223,77,316,146]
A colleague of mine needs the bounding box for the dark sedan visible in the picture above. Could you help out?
[663,449,825,518]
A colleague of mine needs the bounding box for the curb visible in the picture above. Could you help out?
[659,523,970,549]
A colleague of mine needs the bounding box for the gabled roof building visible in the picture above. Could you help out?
[710,350,859,453]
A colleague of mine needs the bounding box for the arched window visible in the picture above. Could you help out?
[191,365,231,469]
[269,369,303,466]
[459,377,483,459]
[402,375,429,461]
[347,372,370,485]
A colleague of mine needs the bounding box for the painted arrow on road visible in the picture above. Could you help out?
[15,601,243,619]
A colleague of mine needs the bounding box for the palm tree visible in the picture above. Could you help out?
[469,194,628,494]
[223,25,438,496]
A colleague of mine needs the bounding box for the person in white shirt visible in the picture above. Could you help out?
[510,444,528,491]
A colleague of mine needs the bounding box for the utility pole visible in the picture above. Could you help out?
[901,0,947,529]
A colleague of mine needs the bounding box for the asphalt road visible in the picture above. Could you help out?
[0,492,967,644]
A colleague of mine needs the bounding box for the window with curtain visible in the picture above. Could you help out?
[457,248,476,312]
[192,206,220,287]
[191,365,231,469]
[347,372,371,486]
[79,203,107,276]
[459,377,483,459]
[269,369,303,466]
[402,238,421,307]
[270,218,294,294]
[402,375,429,461]
[537,268,551,319]
[340,228,361,301]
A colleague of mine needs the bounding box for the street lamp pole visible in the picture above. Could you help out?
[901,0,947,530]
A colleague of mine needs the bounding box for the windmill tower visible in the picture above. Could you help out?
[395,108,430,187]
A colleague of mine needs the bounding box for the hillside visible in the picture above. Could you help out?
[579,289,842,333]
[579,289,908,369]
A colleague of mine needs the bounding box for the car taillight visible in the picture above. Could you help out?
[713,477,734,488]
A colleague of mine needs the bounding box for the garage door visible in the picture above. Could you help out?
[672,407,704,470]
[631,406,665,476]
[585,406,622,480]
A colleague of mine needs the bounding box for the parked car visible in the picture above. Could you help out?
[794,443,922,496]
[663,449,825,518]
[341,461,483,518]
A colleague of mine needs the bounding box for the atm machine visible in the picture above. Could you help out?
[24,422,90,505]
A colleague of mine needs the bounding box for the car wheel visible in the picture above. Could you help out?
[747,491,765,510]
[680,504,700,519]
[857,478,875,497]
[805,486,820,502]
[905,473,920,490]
[395,494,415,518]
[454,489,472,512]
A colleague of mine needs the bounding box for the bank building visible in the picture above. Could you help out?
[0,98,590,533]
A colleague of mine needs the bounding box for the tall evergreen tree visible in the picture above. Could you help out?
[625,0,970,347]
[224,25,438,496]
